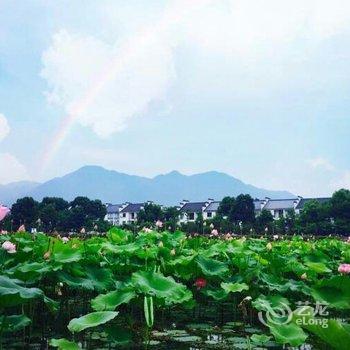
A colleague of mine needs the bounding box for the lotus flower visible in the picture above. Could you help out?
[143,227,152,233]
[273,234,279,240]
[80,227,86,234]
[2,241,16,254]
[17,224,25,232]
[61,237,69,244]
[194,277,207,290]
[300,273,307,280]
[155,220,163,228]
[0,230,8,235]
[266,242,272,250]
[211,229,219,236]
[0,205,10,222]
[338,263,350,274]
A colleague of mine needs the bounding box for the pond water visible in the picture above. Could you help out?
[2,300,325,349]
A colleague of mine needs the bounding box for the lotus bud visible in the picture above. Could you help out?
[266,242,272,250]
[43,251,51,260]
[170,248,176,256]
[158,241,164,248]
[300,273,307,280]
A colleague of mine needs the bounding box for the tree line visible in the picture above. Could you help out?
[1,189,349,235]
[0,196,108,232]
[135,190,350,236]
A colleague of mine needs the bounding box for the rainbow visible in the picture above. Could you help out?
[39,0,211,174]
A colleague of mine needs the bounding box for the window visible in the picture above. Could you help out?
[188,213,195,220]
[131,213,135,219]
[207,212,212,218]
[122,213,126,218]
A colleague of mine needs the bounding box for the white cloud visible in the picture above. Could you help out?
[40,0,350,137]
[41,22,177,137]
[0,153,29,184]
[308,157,335,171]
[0,113,10,141]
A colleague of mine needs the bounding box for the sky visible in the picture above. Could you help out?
[0,0,349,196]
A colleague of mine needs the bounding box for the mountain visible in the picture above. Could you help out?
[0,181,40,206]
[0,166,295,206]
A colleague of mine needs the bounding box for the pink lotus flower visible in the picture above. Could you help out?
[338,263,350,274]
[155,220,163,228]
[17,224,25,232]
[273,234,279,240]
[2,241,16,254]
[80,227,86,234]
[0,230,8,235]
[0,205,10,222]
[211,229,219,236]
[143,227,152,233]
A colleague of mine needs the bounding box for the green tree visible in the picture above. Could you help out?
[217,196,235,217]
[163,206,180,231]
[137,203,164,224]
[231,194,255,224]
[330,189,350,235]
[11,197,39,228]
[256,209,274,231]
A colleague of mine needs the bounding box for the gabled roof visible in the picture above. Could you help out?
[295,197,331,210]
[106,204,122,214]
[264,198,297,210]
[180,202,207,213]
[253,199,265,211]
[203,201,220,212]
[120,203,144,213]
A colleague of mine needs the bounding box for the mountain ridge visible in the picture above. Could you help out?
[0,165,295,206]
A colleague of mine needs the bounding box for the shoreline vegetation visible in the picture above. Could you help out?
[1,228,350,349]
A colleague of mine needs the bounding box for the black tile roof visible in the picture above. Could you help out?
[106,204,122,214]
[180,202,207,213]
[120,203,144,213]
[203,201,220,212]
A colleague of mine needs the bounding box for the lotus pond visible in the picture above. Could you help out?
[1,229,350,349]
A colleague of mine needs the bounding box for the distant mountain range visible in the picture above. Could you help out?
[0,165,295,206]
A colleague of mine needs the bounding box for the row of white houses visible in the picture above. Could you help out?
[105,196,330,225]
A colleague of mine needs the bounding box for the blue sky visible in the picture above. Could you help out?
[0,0,349,196]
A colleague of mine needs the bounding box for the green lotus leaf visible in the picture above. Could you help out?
[203,288,228,300]
[52,248,82,264]
[268,321,307,346]
[0,314,31,333]
[293,306,350,350]
[196,256,228,277]
[84,266,114,291]
[310,275,350,309]
[250,334,271,344]
[50,338,81,350]
[91,288,135,311]
[57,271,94,290]
[68,311,118,333]
[131,271,192,304]
[221,282,249,293]
[0,275,43,307]
[252,294,290,313]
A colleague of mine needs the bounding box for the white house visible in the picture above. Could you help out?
[203,201,220,220]
[105,203,126,225]
[119,203,145,225]
[178,199,216,223]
